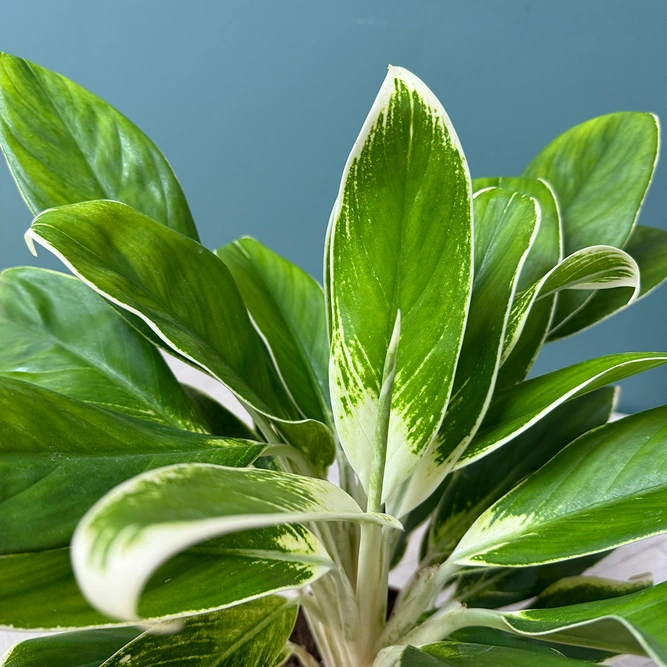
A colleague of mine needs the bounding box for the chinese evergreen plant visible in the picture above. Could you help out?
[1,53,667,667]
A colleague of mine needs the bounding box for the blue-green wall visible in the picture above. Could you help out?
[1,0,665,412]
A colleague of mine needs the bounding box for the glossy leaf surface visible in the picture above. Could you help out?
[26,200,334,469]
[390,188,539,516]
[0,628,138,667]
[1,525,325,630]
[550,225,667,340]
[0,53,198,239]
[101,597,297,667]
[453,405,667,566]
[534,575,652,609]
[217,237,331,426]
[328,66,472,498]
[72,463,399,620]
[424,388,615,564]
[458,352,667,468]
[0,378,263,553]
[0,266,202,429]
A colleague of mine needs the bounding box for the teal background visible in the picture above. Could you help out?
[0,1,665,413]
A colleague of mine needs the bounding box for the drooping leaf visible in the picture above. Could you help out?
[534,575,653,609]
[381,641,598,666]
[523,112,659,326]
[549,225,667,340]
[423,387,616,564]
[1,524,327,630]
[26,200,335,469]
[0,266,202,430]
[101,597,297,667]
[499,581,667,664]
[327,66,473,499]
[389,188,539,517]
[217,237,331,426]
[0,52,198,239]
[183,385,257,440]
[0,377,263,554]
[458,352,667,468]
[452,405,667,567]
[502,245,639,365]
[0,628,139,667]
[72,463,400,620]
[454,553,607,610]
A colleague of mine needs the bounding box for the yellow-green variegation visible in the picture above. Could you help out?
[1,55,667,667]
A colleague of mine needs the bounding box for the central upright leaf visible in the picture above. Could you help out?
[328,67,473,500]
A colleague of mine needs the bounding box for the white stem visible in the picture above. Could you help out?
[287,642,321,667]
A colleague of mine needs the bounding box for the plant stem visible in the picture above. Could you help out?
[355,312,401,662]
[287,642,321,667]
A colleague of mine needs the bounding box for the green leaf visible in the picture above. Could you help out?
[389,188,539,516]
[549,225,667,340]
[72,463,400,620]
[502,245,640,366]
[523,112,659,327]
[217,237,331,426]
[499,581,667,664]
[327,66,473,499]
[183,385,257,439]
[384,641,598,666]
[534,575,653,609]
[454,553,607,610]
[0,53,198,240]
[101,597,297,667]
[1,527,325,630]
[0,377,263,553]
[0,266,203,430]
[424,387,616,564]
[488,178,562,388]
[458,352,667,469]
[452,404,667,567]
[0,628,139,667]
[523,112,659,256]
[26,200,335,470]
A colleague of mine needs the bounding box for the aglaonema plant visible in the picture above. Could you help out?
[0,52,666,667]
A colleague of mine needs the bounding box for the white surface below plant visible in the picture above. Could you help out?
[3,357,665,665]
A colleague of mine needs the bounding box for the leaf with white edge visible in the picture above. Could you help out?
[217,237,332,426]
[523,112,659,256]
[498,581,667,664]
[0,266,203,430]
[534,575,653,610]
[0,377,263,554]
[452,405,667,567]
[550,225,667,340]
[502,245,639,365]
[423,387,616,564]
[0,628,139,667]
[382,642,597,666]
[0,52,198,240]
[454,553,608,610]
[72,463,400,620]
[389,188,539,517]
[328,66,473,499]
[523,112,659,327]
[101,597,297,667]
[0,527,326,630]
[457,352,667,469]
[26,200,334,470]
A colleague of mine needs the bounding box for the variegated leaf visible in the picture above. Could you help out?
[25,201,335,470]
[452,405,667,567]
[328,66,473,499]
[72,463,400,620]
[389,188,539,517]
[458,352,667,469]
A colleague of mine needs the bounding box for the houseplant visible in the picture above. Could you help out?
[0,51,666,666]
